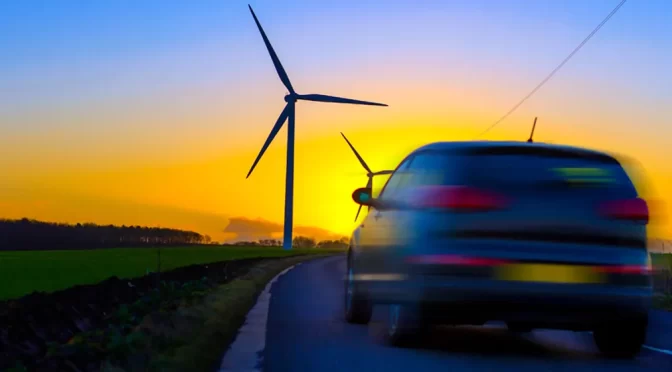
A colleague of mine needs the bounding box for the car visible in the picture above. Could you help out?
[344,140,653,358]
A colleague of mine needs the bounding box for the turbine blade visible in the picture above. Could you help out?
[248,5,295,94]
[246,104,290,178]
[298,94,387,107]
[355,204,362,222]
[373,170,394,175]
[340,132,372,174]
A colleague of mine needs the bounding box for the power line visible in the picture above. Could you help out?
[475,0,627,139]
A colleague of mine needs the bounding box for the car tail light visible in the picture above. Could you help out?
[599,198,649,224]
[594,265,651,275]
[408,185,508,211]
[406,254,510,267]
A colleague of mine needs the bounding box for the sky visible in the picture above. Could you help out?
[1,0,671,242]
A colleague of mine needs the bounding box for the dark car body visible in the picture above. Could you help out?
[346,141,652,355]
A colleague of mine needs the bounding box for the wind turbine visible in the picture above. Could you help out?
[340,132,394,221]
[245,5,388,250]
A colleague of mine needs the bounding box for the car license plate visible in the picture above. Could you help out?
[496,263,604,284]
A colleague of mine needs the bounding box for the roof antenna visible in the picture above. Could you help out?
[527,117,538,143]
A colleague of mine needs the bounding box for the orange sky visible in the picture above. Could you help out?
[1,115,669,242]
[1,1,671,242]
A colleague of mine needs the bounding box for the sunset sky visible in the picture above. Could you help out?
[1,0,671,242]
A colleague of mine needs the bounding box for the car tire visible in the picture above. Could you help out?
[383,304,423,347]
[593,318,647,359]
[344,262,372,324]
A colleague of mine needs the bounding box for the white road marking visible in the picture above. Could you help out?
[219,263,302,372]
[643,345,672,356]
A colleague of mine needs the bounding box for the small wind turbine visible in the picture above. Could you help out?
[245,5,388,250]
[340,132,394,221]
[527,117,538,143]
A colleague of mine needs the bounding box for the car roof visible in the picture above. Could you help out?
[412,140,616,160]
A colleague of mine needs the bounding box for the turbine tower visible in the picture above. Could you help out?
[340,132,394,221]
[245,5,388,250]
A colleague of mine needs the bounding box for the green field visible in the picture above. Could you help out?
[0,246,343,301]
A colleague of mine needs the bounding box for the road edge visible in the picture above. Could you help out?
[218,256,332,371]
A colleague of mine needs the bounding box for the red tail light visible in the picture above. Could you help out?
[406,254,510,267]
[594,265,651,275]
[599,198,649,224]
[409,186,508,211]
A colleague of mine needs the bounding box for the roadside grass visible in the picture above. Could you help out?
[126,255,325,371]
[0,246,343,300]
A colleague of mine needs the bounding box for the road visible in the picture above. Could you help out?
[257,256,672,371]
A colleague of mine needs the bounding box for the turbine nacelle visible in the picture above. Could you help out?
[284,94,297,103]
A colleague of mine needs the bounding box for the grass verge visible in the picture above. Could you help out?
[137,254,333,371]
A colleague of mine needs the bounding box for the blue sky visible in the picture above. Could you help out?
[2,0,670,112]
[2,0,671,162]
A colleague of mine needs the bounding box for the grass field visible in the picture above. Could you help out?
[0,246,343,301]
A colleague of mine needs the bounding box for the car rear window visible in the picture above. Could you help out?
[403,146,637,198]
[459,147,637,196]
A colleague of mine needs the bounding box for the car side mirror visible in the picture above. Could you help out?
[352,187,375,207]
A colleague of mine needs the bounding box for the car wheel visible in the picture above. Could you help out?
[593,319,647,359]
[383,304,422,347]
[344,263,372,324]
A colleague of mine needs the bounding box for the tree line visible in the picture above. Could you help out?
[0,218,211,251]
[229,236,349,249]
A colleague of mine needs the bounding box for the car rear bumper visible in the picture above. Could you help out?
[361,276,652,329]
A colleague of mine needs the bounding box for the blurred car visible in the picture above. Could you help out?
[344,141,653,358]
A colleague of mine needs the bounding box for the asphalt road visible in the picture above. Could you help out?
[262,256,672,372]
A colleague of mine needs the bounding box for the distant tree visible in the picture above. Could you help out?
[257,239,281,247]
[0,218,207,251]
[317,239,348,249]
[292,236,316,248]
[233,240,259,246]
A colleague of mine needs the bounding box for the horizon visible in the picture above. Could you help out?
[2,0,672,240]
[0,215,349,245]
